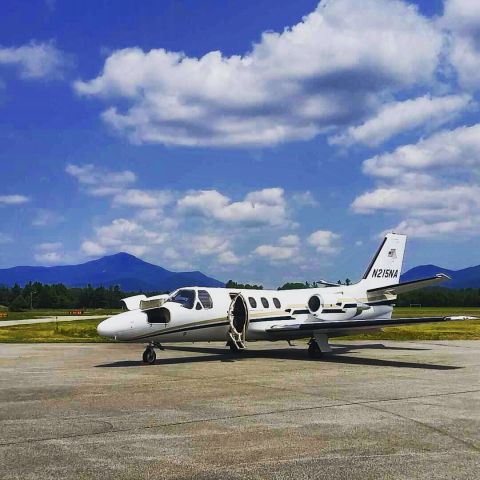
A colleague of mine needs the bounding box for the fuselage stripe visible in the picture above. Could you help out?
[249,315,293,323]
[130,320,230,341]
[129,314,296,341]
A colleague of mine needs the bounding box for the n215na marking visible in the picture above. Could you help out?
[371,269,399,278]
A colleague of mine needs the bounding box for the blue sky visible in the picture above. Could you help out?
[1,0,479,286]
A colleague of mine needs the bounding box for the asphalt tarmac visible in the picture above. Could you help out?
[0,341,479,479]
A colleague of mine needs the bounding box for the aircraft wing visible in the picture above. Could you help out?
[367,273,450,296]
[266,315,476,335]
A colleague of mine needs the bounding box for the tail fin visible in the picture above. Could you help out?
[361,233,406,289]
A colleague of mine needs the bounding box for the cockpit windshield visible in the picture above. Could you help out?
[168,289,196,309]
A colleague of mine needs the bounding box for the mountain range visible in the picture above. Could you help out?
[0,253,479,291]
[401,264,480,289]
[0,252,224,292]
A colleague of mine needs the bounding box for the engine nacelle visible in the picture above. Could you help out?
[307,293,371,320]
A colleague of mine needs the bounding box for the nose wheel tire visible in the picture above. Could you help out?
[142,347,156,365]
[307,340,323,359]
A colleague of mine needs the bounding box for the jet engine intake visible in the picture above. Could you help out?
[307,293,339,314]
[307,294,369,320]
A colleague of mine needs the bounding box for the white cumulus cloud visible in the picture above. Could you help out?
[279,234,300,247]
[32,209,64,227]
[254,244,299,261]
[0,194,30,205]
[0,41,66,79]
[360,123,480,178]
[80,240,107,257]
[307,230,340,254]
[112,189,173,208]
[439,0,480,90]
[66,163,136,196]
[34,242,65,264]
[352,123,480,237]
[177,188,288,226]
[66,163,136,195]
[217,250,240,265]
[74,0,442,147]
[330,94,472,147]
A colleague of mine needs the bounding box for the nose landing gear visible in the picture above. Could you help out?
[142,342,164,364]
[142,347,156,364]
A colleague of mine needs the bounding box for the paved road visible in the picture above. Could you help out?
[0,315,107,327]
[0,341,479,479]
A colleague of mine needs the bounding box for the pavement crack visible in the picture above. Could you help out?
[360,402,480,453]
[1,388,479,447]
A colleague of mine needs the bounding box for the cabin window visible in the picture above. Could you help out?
[248,297,257,308]
[261,297,269,308]
[198,290,213,309]
[169,289,196,309]
[273,297,281,309]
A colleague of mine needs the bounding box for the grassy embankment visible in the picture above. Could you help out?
[0,307,479,343]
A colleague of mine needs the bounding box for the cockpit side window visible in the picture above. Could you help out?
[169,289,196,309]
[198,290,213,309]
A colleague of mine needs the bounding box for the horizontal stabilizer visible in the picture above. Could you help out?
[367,273,450,296]
[266,315,476,334]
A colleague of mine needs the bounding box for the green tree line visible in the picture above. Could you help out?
[396,287,480,307]
[2,281,480,311]
[249,280,480,307]
[225,280,264,290]
[0,282,144,311]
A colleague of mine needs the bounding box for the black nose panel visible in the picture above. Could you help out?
[146,307,171,324]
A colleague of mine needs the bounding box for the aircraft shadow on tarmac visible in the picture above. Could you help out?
[95,343,461,370]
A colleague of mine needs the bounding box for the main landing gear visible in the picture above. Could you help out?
[142,343,164,365]
[307,340,322,359]
[226,337,245,353]
[307,334,332,359]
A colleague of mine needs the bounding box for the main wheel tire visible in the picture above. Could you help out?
[227,340,244,353]
[308,341,323,359]
[142,348,156,364]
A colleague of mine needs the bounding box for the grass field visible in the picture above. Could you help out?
[345,307,480,341]
[0,307,479,343]
[0,319,113,343]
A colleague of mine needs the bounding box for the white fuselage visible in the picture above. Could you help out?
[97,283,392,344]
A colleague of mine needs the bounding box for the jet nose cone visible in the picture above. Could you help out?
[97,318,115,338]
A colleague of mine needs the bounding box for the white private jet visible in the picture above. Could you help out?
[97,233,473,364]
